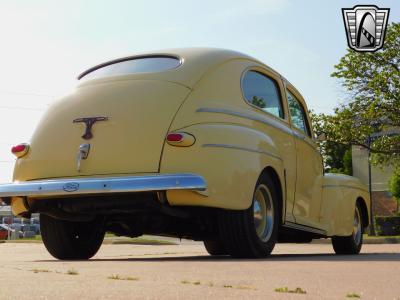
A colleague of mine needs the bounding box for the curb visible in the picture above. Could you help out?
[312,237,400,244]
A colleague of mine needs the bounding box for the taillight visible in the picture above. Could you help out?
[11,143,30,158]
[166,133,184,142]
[166,132,195,147]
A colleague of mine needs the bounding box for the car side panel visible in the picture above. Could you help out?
[161,123,285,211]
[320,174,370,236]
[160,59,297,219]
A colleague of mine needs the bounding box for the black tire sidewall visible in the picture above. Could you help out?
[40,214,105,260]
[332,202,364,255]
[245,173,280,256]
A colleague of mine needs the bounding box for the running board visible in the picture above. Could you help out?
[282,221,326,236]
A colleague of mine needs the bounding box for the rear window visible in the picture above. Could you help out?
[79,56,181,80]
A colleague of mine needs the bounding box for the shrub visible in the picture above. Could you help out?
[389,167,400,214]
[375,216,400,236]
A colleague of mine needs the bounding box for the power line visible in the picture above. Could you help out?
[0,105,45,111]
[0,91,55,97]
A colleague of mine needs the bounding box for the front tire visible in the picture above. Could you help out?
[218,173,280,258]
[40,214,105,260]
[332,203,364,255]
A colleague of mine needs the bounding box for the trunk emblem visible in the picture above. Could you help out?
[63,182,80,192]
[76,143,90,172]
[73,116,108,140]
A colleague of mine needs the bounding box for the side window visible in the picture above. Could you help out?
[242,71,284,119]
[287,91,311,137]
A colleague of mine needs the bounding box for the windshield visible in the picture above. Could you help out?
[79,56,181,80]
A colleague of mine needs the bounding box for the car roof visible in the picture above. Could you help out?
[78,48,271,89]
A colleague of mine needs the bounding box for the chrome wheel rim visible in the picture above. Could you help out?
[253,184,274,242]
[353,206,362,245]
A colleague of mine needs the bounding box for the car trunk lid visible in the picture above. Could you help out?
[14,79,191,181]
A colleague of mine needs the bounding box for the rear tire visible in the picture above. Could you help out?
[40,214,105,260]
[218,173,280,258]
[332,202,364,255]
[203,240,227,256]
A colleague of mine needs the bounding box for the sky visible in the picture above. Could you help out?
[0,0,399,182]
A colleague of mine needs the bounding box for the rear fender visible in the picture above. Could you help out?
[160,123,285,210]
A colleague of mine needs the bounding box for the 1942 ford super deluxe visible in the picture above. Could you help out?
[0,48,370,259]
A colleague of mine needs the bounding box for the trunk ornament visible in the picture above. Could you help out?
[77,143,90,172]
[73,117,108,140]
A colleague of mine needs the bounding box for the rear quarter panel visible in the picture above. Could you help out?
[161,123,284,210]
[160,59,297,218]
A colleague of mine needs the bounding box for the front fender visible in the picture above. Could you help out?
[320,173,370,236]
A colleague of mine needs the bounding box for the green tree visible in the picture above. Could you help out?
[329,22,400,166]
[251,96,266,108]
[342,149,353,175]
[310,111,352,175]
[389,167,400,213]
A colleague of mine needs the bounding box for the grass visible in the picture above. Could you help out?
[108,274,139,281]
[181,280,190,284]
[106,237,176,245]
[31,268,50,273]
[346,293,361,298]
[235,285,257,290]
[66,268,79,275]
[181,280,256,290]
[275,287,307,294]
[5,235,42,243]
[6,234,176,245]
[181,280,200,285]
[30,268,80,276]
[364,234,400,239]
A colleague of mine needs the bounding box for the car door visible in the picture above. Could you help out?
[286,88,324,229]
[240,69,297,223]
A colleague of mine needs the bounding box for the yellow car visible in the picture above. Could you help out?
[0,48,370,259]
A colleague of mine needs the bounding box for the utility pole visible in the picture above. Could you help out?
[367,135,375,236]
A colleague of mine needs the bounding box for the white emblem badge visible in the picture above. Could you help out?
[342,5,390,52]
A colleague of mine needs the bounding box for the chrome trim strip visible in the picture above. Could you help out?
[322,184,368,193]
[283,221,326,235]
[0,174,207,198]
[196,107,294,136]
[202,143,283,162]
[197,107,321,155]
[292,130,305,140]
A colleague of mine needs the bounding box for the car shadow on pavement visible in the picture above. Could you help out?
[36,252,400,263]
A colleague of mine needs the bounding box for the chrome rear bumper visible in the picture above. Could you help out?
[0,173,207,199]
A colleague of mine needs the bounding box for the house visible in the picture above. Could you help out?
[352,145,397,216]
[0,205,12,223]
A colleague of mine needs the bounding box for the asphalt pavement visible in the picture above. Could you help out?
[0,242,399,299]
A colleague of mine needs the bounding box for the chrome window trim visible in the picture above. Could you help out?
[240,67,287,121]
[202,143,283,162]
[285,89,312,138]
[78,55,183,80]
[0,174,206,199]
